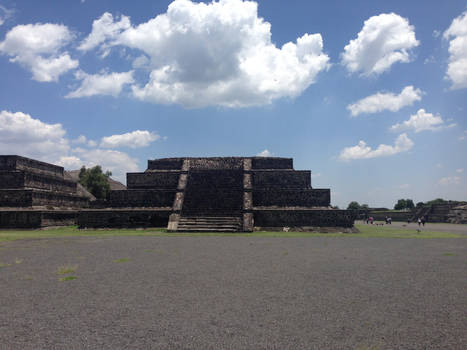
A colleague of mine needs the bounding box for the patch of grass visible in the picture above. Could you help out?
[0,262,12,268]
[0,224,464,242]
[113,258,130,263]
[443,252,456,256]
[57,264,78,275]
[15,258,23,264]
[59,276,77,282]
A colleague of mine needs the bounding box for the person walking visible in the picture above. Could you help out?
[418,217,422,226]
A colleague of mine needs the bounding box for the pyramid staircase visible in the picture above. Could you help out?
[176,215,242,232]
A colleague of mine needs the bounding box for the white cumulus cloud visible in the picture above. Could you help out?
[339,133,413,161]
[390,109,452,133]
[443,11,467,89]
[0,110,70,160]
[341,13,419,76]
[438,176,461,186]
[0,23,78,82]
[83,0,330,108]
[66,70,135,98]
[256,149,272,157]
[78,12,131,56]
[69,148,139,182]
[347,86,423,116]
[100,130,160,149]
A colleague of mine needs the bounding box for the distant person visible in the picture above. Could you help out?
[385,216,389,224]
[369,216,374,224]
[421,217,426,226]
[418,218,422,226]
[388,217,392,225]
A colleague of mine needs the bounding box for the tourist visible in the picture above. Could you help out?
[418,218,422,226]
[388,217,392,225]
[421,217,426,226]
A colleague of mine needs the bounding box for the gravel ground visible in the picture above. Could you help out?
[1,236,466,349]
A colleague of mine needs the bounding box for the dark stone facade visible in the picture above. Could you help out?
[78,157,356,232]
[0,155,89,228]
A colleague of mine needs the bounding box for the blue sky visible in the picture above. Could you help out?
[0,0,466,208]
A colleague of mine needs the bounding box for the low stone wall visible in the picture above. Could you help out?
[0,155,64,177]
[251,157,293,170]
[78,209,171,228]
[251,170,311,188]
[0,210,79,228]
[148,158,184,170]
[0,171,77,192]
[253,189,330,207]
[0,190,88,208]
[368,211,412,222]
[109,190,176,207]
[127,172,180,190]
[253,209,356,228]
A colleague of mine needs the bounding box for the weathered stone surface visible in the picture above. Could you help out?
[0,210,78,228]
[0,155,64,177]
[109,190,176,208]
[0,170,77,192]
[251,170,311,188]
[253,209,356,228]
[251,157,293,170]
[127,171,180,190]
[147,158,184,170]
[0,189,88,208]
[78,209,171,228]
[253,189,330,207]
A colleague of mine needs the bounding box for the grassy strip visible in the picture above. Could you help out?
[0,224,464,243]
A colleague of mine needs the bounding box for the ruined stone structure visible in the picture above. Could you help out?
[0,155,89,228]
[78,157,356,232]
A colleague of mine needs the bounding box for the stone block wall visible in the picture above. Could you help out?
[254,209,356,228]
[0,155,64,177]
[109,190,176,207]
[251,157,293,169]
[78,209,171,228]
[252,189,330,207]
[251,170,311,188]
[127,172,180,189]
[0,171,77,192]
[148,158,184,170]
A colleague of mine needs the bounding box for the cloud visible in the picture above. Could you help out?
[67,148,139,182]
[0,110,139,183]
[78,12,131,56]
[390,109,452,133]
[443,11,467,89]
[100,130,160,149]
[339,133,413,161]
[84,0,330,108]
[438,176,461,186]
[66,70,134,98]
[341,13,419,76]
[456,168,464,174]
[347,86,423,116]
[0,110,70,160]
[0,23,78,82]
[0,5,14,26]
[398,183,410,189]
[256,149,272,157]
[459,130,467,141]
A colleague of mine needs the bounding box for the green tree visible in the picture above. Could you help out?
[360,204,369,210]
[416,201,425,208]
[79,165,112,200]
[405,199,415,209]
[347,201,361,210]
[425,198,446,207]
[394,199,407,210]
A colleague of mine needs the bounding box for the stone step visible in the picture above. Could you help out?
[177,215,242,232]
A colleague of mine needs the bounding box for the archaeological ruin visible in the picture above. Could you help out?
[78,157,356,232]
[0,155,90,228]
[0,155,357,231]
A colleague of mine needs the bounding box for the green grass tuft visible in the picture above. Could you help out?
[0,262,12,268]
[59,276,77,282]
[57,265,78,275]
[443,252,456,256]
[113,258,130,263]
